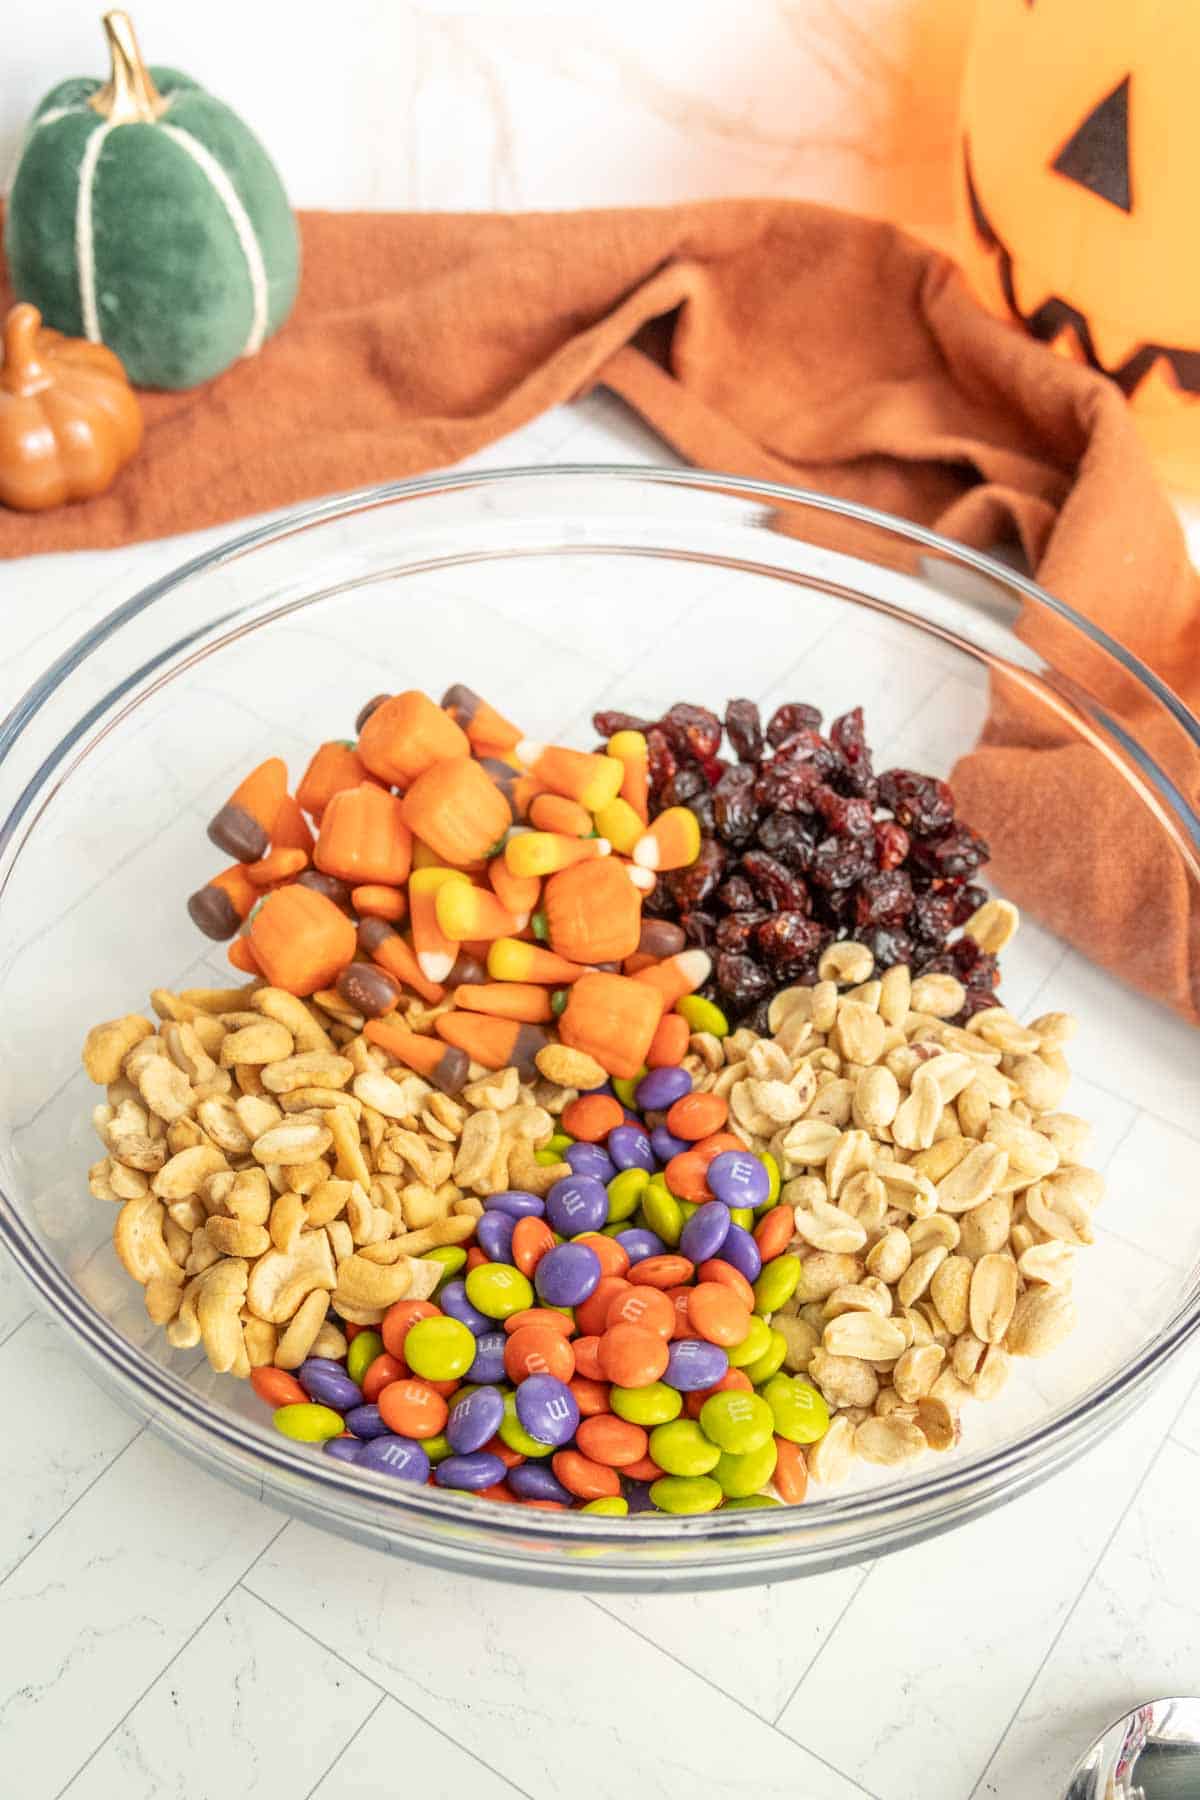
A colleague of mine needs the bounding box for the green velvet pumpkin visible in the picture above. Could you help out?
[4,12,299,390]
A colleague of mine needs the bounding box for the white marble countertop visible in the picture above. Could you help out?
[1,391,1199,1800]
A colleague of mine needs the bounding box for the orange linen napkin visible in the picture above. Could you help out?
[1,202,1197,1018]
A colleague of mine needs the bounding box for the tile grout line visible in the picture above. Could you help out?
[586,1594,880,1800]
[1168,1430,1200,1459]
[245,1583,538,1800]
[965,1400,1196,1800]
[0,1308,34,1353]
[769,1563,875,1728]
[0,1423,146,1595]
[52,1516,291,1799]
[300,1692,389,1800]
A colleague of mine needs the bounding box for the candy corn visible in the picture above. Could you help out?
[187,864,259,940]
[207,757,288,862]
[487,938,587,985]
[244,846,309,887]
[632,949,712,1006]
[479,758,545,822]
[504,832,610,880]
[364,1017,469,1095]
[435,1011,549,1080]
[440,683,522,753]
[488,855,539,927]
[592,796,643,856]
[515,743,623,812]
[605,730,649,823]
[409,867,469,982]
[358,918,446,1004]
[350,884,408,922]
[528,793,593,838]
[434,882,519,943]
[453,982,553,1024]
[631,806,702,872]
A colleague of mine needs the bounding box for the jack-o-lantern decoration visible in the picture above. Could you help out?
[957,0,1200,489]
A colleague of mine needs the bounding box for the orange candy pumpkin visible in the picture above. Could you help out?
[958,0,1200,487]
[0,301,141,510]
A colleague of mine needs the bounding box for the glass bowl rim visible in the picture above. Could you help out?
[2,459,1199,1554]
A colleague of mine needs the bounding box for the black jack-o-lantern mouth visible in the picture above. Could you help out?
[963,143,1200,399]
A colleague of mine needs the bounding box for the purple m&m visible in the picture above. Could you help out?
[650,1124,690,1163]
[565,1142,616,1184]
[679,1200,731,1264]
[545,1174,608,1238]
[534,1241,601,1306]
[607,1124,655,1173]
[636,1066,693,1111]
[707,1149,770,1209]
[615,1228,666,1265]
[508,1462,572,1503]
[446,1384,506,1454]
[664,1337,729,1391]
[467,1331,509,1384]
[344,1402,390,1440]
[438,1278,491,1336]
[484,1190,544,1220]
[515,1373,580,1447]
[476,1210,516,1263]
[323,1438,363,1464]
[436,1451,506,1490]
[719,1221,763,1284]
[357,1435,431,1481]
[297,1358,361,1412]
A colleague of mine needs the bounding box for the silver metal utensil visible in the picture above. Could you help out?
[1064,1697,1200,1799]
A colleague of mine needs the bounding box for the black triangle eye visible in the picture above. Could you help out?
[1052,76,1132,212]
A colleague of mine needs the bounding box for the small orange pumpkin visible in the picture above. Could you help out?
[557,972,664,1080]
[0,301,141,510]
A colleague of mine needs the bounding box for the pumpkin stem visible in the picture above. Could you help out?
[90,11,167,124]
[1,304,49,396]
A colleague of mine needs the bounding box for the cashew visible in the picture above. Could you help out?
[251,1120,333,1166]
[219,1019,295,1067]
[152,1144,227,1201]
[113,1193,184,1287]
[205,1215,271,1258]
[136,1056,195,1123]
[262,1051,354,1094]
[333,1253,415,1312]
[82,1014,155,1085]
[274,1289,332,1369]
[245,1230,337,1324]
[252,986,336,1053]
[269,1190,307,1254]
[195,1257,249,1373]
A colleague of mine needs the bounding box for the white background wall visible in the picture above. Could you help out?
[1,0,970,240]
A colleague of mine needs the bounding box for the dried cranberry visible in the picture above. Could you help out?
[680,911,717,949]
[754,757,821,813]
[741,851,811,913]
[713,766,759,846]
[742,997,774,1036]
[766,703,822,747]
[666,836,726,910]
[910,826,989,880]
[854,869,914,927]
[690,792,716,833]
[641,876,679,919]
[909,891,957,944]
[813,785,874,838]
[715,952,773,1007]
[699,755,728,787]
[830,706,871,772]
[725,698,763,765]
[873,820,910,870]
[593,709,653,737]
[646,727,677,796]
[660,767,707,807]
[757,811,817,871]
[954,940,1000,991]
[754,912,828,971]
[659,703,723,763]
[957,988,997,1021]
[952,882,989,926]
[716,910,771,953]
[877,769,956,835]
[862,925,916,968]
[716,874,758,913]
[809,837,874,891]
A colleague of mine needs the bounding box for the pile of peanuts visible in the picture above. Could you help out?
[685,910,1099,1477]
[84,979,578,1377]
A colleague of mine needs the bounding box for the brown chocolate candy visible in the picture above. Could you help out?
[429,1045,470,1096]
[448,950,488,987]
[508,1024,550,1084]
[440,683,481,729]
[638,918,687,959]
[207,802,269,863]
[187,884,240,941]
[297,868,355,913]
[336,961,401,1019]
[356,916,395,958]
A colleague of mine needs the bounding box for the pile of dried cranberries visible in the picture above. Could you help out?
[593,699,996,1030]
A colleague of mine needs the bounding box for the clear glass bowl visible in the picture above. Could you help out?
[1,466,1198,1591]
